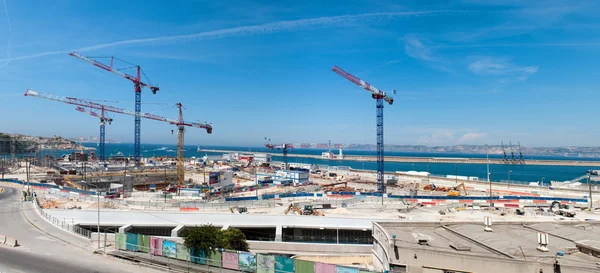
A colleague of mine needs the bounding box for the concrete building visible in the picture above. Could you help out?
[275,170,309,185]
[253,153,272,164]
[372,221,600,273]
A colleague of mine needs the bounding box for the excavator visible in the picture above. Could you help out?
[229,206,248,214]
[284,204,324,216]
[447,183,468,197]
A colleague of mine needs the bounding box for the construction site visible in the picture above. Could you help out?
[0,55,598,273]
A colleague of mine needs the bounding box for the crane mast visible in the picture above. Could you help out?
[265,142,293,170]
[25,90,213,183]
[69,52,159,167]
[76,106,113,161]
[332,66,394,193]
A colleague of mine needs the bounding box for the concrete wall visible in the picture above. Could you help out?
[249,241,372,255]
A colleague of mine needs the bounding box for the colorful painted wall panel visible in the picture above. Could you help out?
[335,266,358,273]
[239,252,257,272]
[223,251,240,270]
[176,243,190,261]
[190,248,207,264]
[275,256,295,273]
[150,237,163,256]
[162,240,177,258]
[115,233,126,250]
[257,254,275,273]
[315,263,336,273]
[208,250,222,267]
[126,233,138,251]
[295,260,315,273]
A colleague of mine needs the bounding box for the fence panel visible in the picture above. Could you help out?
[223,251,239,270]
[162,239,177,258]
[239,252,257,272]
[257,254,275,273]
[276,256,295,273]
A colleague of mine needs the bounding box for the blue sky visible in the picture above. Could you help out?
[1,0,600,147]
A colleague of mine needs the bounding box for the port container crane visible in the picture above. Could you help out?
[501,141,508,163]
[518,141,525,164]
[332,65,394,193]
[69,52,159,167]
[509,141,516,164]
[75,106,113,161]
[24,90,212,187]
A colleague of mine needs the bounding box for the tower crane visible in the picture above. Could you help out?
[69,52,159,167]
[24,90,212,187]
[332,66,394,193]
[265,138,293,170]
[171,102,212,187]
[75,106,113,161]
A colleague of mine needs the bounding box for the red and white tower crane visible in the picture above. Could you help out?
[69,52,159,167]
[265,138,293,170]
[75,106,113,161]
[24,90,212,187]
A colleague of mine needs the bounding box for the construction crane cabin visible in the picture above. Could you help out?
[332,66,394,193]
[69,52,159,167]
[75,106,113,161]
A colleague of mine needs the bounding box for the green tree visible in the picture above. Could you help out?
[182,224,222,255]
[221,228,249,251]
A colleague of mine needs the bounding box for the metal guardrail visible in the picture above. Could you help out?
[31,191,92,238]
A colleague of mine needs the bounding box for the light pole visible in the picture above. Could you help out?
[508,170,512,189]
[489,173,493,211]
[455,165,458,184]
[486,148,490,183]
[427,160,430,183]
[541,177,545,186]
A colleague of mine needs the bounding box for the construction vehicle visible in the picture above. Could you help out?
[284,204,324,216]
[284,204,303,215]
[229,206,248,214]
[448,183,468,197]
[550,201,576,217]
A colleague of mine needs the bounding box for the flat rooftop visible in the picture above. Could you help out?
[45,209,384,230]
[377,221,600,269]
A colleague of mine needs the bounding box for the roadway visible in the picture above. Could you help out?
[0,185,161,273]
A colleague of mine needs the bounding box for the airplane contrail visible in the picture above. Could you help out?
[0,10,461,62]
[0,0,12,69]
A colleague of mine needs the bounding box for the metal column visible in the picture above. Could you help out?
[133,83,142,166]
[376,97,385,193]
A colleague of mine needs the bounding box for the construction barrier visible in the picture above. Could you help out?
[116,232,379,273]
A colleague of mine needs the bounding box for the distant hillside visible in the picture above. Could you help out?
[69,136,121,144]
[344,144,600,158]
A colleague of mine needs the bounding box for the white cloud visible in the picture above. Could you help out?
[410,127,487,145]
[0,10,461,63]
[468,57,538,78]
[458,132,487,143]
[417,130,455,145]
[404,35,434,61]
